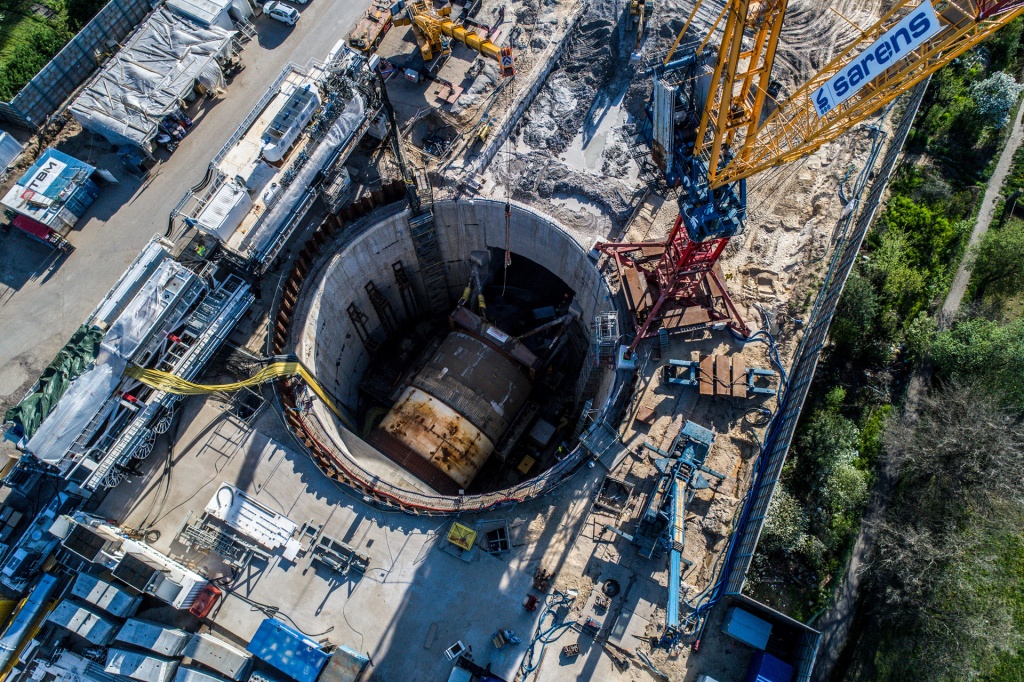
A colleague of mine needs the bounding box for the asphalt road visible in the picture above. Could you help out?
[0,0,374,426]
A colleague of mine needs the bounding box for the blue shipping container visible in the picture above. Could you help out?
[743,651,794,682]
[246,618,329,682]
[722,607,772,650]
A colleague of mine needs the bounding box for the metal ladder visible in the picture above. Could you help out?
[66,405,116,462]
[187,293,226,332]
[233,19,257,44]
[408,189,449,315]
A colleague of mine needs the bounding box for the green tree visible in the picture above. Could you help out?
[830,269,879,355]
[970,71,1024,129]
[969,216,1024,301]
[984,17,1024,73]
[792,388,870,547]
[930,316,1024,407]
[870,225,926,315]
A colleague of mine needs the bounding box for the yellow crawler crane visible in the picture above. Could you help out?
[630,0,655,57]
[393,0,515,77]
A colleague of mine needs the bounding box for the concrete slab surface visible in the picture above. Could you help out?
[93,391,605,681]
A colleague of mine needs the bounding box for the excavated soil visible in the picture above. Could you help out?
[446,0,898,679]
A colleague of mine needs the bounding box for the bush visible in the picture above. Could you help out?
[0,20,73,100]
[902,311,937,364]
[761,486,806,555]
[830,270,879,353]
[857,404,893,467]
[969,216,1024,302]
[870,225,927,316]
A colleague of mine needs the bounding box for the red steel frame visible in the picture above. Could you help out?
[597,214,750,354]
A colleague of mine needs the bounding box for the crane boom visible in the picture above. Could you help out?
[694,0,787,188]
[602,0,1024,352]
[712,0,1024,188]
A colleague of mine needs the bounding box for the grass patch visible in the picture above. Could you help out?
[0,0,109,100]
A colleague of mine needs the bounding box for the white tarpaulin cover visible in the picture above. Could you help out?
[70,7,234,149]
[241,93,366,258]
[101,259,193,360]
[27,260,194,465]
[195,180,252,241]
[27,359,124,465]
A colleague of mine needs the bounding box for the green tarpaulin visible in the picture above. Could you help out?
[4,325,104,438]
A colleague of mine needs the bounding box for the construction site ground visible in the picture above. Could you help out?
[91,375,606,681]
[376,0,581,176]
[1,0,902,679]
[526,331,780,681]
[464,0,896,677]
[0,0,375,453]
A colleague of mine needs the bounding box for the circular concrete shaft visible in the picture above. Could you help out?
[284,198,617,511]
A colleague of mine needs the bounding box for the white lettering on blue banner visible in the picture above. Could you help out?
[25,158,67,195]
[813,2,941,118]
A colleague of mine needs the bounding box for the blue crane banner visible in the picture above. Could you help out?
[813,1,941,117]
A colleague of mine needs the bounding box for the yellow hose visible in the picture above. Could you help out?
[125,362,353,429]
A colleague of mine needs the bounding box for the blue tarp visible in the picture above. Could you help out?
[17,148,95,201]
[744,651,795,682]
[246,619,329,682]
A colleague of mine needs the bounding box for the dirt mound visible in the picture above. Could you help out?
[521,2,623,153]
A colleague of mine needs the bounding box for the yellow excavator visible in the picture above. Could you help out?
[393,0,515,77]
[630,0,654,58]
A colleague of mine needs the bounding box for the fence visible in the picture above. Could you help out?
[710,80,931,682]
[0,0,152,128]
[722,79,931,599]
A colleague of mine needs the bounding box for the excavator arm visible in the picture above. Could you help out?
[710,0,1024,188]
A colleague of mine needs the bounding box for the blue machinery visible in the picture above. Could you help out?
[642,51,747,242]
[663,357,778,395]
[635,420,724,638]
